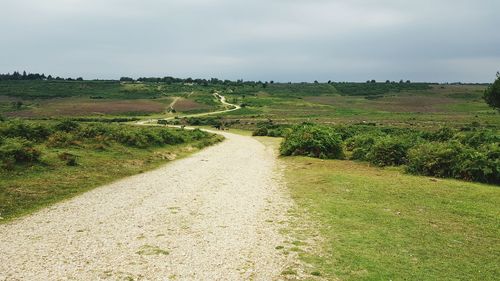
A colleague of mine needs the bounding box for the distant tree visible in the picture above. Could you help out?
[370,79,376,83]
[270,80,274,84]
[484,72,500,110]
[76,77,83,81]
[406,80,411,84]
[120,77,134,82]
[314,80,319,84]
[385,80,390,84]
[12,71,21,80]
[327,80,332,84]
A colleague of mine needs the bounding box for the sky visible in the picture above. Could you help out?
[1,0,499,82]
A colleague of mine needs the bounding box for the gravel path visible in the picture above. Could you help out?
[0,131,293,280]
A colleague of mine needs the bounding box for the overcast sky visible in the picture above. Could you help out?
[1,0,499,82]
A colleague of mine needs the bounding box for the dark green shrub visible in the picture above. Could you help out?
[77,123,110,138]
[252,124,292,137]
[116,130,149,147]
[46,132,78,147]
[454,144,499,184]
[423,127,455,142]
[0,137,41,168]
[158,129,185,144]
[0,121,53,142]
[368,136,415,166]
[280,124,344,159]
[142,130,164,145]
[252,127,268,136]
[455,130,500,148]
[407,142,499,184]
[483,72,500,109]
[54,120,80,132]
[188,129,208,141]
[406,142,463,178]
[345,133,381,161]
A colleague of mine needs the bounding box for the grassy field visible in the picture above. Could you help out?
[222,83,497,129]
[2,81,497,129]
[0,121,223,221]
[281,154,499,280]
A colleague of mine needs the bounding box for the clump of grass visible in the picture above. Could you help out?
[136,245,169,256]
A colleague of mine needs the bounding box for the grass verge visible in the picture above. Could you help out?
[282,155,499,280]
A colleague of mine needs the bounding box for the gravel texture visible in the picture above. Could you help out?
[0,131,293,280]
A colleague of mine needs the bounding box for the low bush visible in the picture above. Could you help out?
[345,133,381,161]
[406,142,464,178]
[367,136,416,166]
[47,131,79,147]
[423,127,455,142]
[54,120,80,132]
[454,144,499,184]
[0,137,41,168]
[252,127,268,136]
[0,120,216,170]
[279,122,498,185]
[252,123,292,137]
[407,142,499,184]
[455,130,500,148]
[280,124,344,159]
[0,120,53,142]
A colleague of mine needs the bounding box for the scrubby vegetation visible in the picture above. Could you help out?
[0,119,212,167]
[484,72,500,109]
[0,119,222,220]
[279,123,344,159]
[260,123,499,185]
[332,81,431,96]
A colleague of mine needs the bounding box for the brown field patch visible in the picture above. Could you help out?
[6,98,165,117]
[172,98,210,112]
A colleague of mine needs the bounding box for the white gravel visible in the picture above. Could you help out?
[0,131,294,280]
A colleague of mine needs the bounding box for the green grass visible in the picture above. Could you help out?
[283,156,500,280]
[0,126,223,222]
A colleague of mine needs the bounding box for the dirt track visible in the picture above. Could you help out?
[0,131,294,280]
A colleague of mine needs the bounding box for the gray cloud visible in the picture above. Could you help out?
[1,0,499,82]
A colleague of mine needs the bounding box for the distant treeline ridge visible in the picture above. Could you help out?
[0,71,488,85]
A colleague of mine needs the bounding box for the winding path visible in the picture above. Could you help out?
[138,93,241,125]
[0,96,295,280]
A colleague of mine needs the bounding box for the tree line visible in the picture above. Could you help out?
[0,71,83,81]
